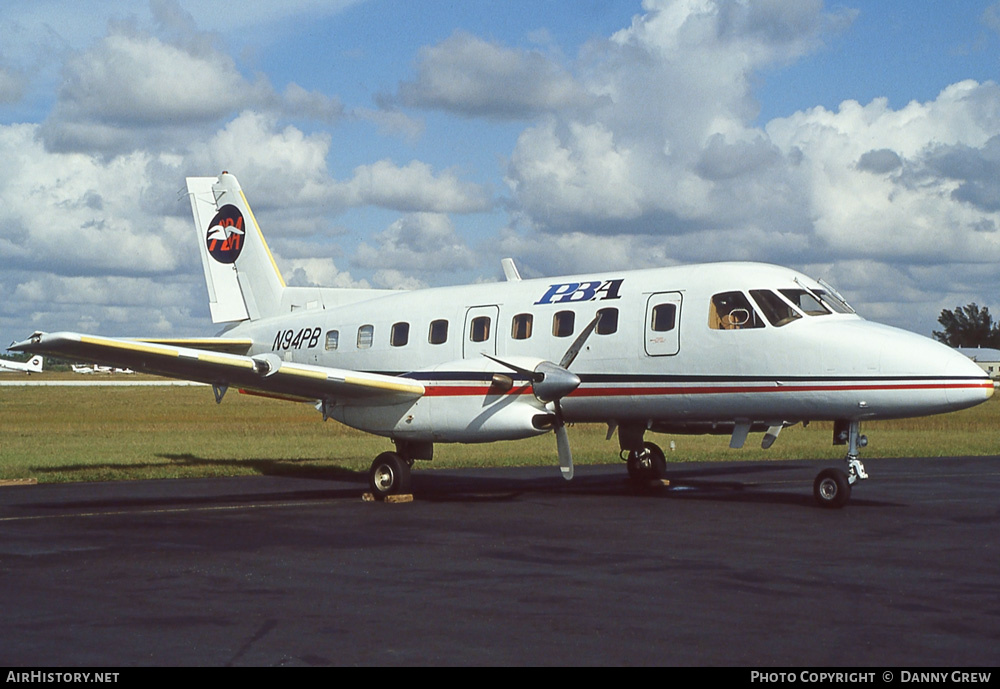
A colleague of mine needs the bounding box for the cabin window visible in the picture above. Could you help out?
[650,304,676,332]
[470,316,491,342]
[428,319,448,345]
[357,324,374,348]
[325,330,339,350]
[750,290,802,327]
[709,292,764,330]
[553,310,575,338]
[778,289,830,316]
[596,308,619,335]
[391,322,409,347]
[511,313,533,340]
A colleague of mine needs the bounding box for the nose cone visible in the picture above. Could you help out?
[876,324,994,411]
[816,320,994,418]
[943,347,995,406]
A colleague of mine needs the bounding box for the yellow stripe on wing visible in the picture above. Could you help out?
[276,365,331,381]
[344,375,424,395]
[196,352,255,369]
[81,335,255,371]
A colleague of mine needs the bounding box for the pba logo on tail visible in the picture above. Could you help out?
[206,205,245,264]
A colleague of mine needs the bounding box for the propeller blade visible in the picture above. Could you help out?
[559,314,602,369]
[555,423,573,481]
[482,353,541,381]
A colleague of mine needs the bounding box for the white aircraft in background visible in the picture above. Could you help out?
[11,173,994,508]
[71,364,134,374]
[0,355,43,374]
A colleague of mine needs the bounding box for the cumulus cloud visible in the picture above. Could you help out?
[335,159,493,214]
[504,0,851,237]
[764,81,1000,265]
[37,10,344,157]
[393,30,593,119]
[282,257,370,290]
[40,26,256,154]
[352,213,477,274]
[191,111,335,208]
[0,123,186,277]
[856,149,903,175]
[922,135,1000,213]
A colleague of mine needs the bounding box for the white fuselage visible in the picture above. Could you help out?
[221,262,993,444]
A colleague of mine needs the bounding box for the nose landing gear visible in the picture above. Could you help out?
[814,419,868,509]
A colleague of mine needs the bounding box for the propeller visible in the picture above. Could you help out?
[484,313,601,480]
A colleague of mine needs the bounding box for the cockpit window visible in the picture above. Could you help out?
[750,290,802,327]
[779,289,830,316]
[709,292,764,330]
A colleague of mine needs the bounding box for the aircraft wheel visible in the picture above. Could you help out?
[813,468,851,509]
[627,442,666,482]
[369,452,411,499]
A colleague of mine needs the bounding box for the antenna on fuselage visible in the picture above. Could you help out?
[501,258,522,282]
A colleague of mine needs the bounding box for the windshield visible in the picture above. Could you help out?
[779,289,830,316]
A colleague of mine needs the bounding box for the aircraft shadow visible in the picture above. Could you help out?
[413,463,901,509]
[26,454,368,510]
[32,453,367,482]
[26,457,900,510]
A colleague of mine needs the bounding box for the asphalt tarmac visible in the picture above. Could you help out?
[1,456,998,667]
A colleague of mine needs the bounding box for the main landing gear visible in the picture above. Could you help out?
[617,424,668,484]
[368,451,412,499]
[813,419,869,509]
[624,442,667,482]
[367,440,432,500]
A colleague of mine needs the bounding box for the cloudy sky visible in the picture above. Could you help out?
[2,0,1000,343]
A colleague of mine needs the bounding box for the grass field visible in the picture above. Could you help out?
[1,380,997,483]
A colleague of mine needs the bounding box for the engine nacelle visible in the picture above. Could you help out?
[325,357,554,443]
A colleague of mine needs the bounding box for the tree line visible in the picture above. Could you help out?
[933,303,1000,349]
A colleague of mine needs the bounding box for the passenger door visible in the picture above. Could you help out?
[644,292,682,356]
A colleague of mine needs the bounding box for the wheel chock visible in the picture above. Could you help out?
[362,492,413,503]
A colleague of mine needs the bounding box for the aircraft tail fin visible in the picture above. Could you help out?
[27,356,43,372]
[186,172,286,323]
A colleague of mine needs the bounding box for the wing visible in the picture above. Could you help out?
[10,331,424,404]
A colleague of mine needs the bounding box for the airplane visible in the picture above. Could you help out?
[71,364,134,374]
[0,355,43,374]
[9,172,995,508]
